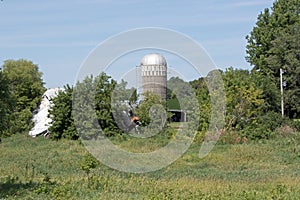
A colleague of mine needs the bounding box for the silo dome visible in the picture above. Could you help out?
[140,53,167,100]
[141,53,167,66]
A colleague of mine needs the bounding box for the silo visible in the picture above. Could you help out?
[140,53,167,99]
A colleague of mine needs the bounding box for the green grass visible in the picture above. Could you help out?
[0,133,300,199]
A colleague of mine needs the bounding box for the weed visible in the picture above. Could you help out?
[80,153,99,180]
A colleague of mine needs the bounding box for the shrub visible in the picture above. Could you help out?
[242,111,290,140]
[80,153,99,179]
[292,119,300,131]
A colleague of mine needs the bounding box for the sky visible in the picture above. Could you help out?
[0,0,275,88]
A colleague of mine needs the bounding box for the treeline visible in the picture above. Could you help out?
[48,67,300,142]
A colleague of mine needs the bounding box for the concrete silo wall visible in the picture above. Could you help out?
[140,53,167,100]
[142,75,167,99]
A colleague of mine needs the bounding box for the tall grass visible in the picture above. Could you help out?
[0,132,299,199]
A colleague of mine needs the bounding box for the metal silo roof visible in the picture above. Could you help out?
[140,53,167,66]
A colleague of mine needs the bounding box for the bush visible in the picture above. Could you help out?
[292,119,300,131]
[242,111,291,140]
[80,153,99,179]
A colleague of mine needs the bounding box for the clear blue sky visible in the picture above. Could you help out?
[0,0,275,88]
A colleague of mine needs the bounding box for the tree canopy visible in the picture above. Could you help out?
[1,59,45,134]
[0,70,14,137]
[52,72,126,140]
[48,85,77,140]
[246,0,300,118]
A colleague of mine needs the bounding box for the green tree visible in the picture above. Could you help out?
[250,72,280,112]
[0,70,14,137]
[111,79,138,132]
[223,68,264,130]
[246,0,300,118]
[73,75,98,140]
[136,91,167,126]
[191,70,226,134]
[94,72,120,136]
[268,21,300,118]
[190,77,211,131]
[2,59,45,134]
[48,85,78,140]
[73,72,122,139]
[129,88,138,106]
[168,77,194,103]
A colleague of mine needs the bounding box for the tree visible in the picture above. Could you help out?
[250,72,280,112]
[73,75,98,140]
[111,79,138,133]
[222,68,264,130]
[94,72,120,136]
[192,68,264,132]
[48,85,78,140]
[246,0,300,118]
[268,21,300,118]
[0,70,14,137]
[135,91,170,136]
[129,88,138,106]
[190,77,211,131]
[167,77,199,111]
[72,72,122,139]
[168,77,194,101]
[136,91,167,126]
[2,59,45,134]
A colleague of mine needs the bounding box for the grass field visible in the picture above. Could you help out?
[0,132,300,199]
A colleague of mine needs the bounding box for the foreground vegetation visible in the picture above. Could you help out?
[1,132,299,199]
